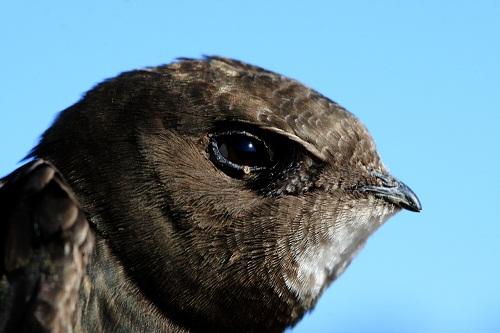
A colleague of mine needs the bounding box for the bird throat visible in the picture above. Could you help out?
[284,202,397,306]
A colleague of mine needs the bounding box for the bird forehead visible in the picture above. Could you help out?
[162,57,379,165]
[207,59,377,163]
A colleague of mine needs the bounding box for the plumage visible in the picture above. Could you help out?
[0,56,421,333]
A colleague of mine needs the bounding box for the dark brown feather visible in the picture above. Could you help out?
[0,160,94,333]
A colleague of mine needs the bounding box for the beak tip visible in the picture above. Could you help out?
[400,197,422,212]
[399,182,422,213]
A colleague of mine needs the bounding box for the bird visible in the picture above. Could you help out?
[0,56,421,333]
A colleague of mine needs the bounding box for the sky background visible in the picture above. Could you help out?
[1,1,499,332]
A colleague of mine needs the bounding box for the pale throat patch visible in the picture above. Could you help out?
[284,202,396,303]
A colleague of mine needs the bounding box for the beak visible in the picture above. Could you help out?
[361,173,422,212]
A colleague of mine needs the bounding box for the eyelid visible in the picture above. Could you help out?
[260,126,326,161]
[210,130,264,143]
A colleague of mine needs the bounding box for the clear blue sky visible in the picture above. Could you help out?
[1,1,499,332]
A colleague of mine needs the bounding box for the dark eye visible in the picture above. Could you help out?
[209,131,273,175]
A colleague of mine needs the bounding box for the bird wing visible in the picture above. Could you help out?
[0,159,94,333]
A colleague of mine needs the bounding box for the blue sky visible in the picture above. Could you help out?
[1,1,499,332]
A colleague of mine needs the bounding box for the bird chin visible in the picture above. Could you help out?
[283,203,400,308]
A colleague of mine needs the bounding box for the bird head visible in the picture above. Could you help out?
[33,57,421,332]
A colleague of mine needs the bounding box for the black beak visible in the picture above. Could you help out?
[361,174,422,212]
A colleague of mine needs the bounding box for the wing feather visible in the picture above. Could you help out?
[0,160,94,333]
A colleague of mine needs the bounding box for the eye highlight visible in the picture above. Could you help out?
[209,131,273,176]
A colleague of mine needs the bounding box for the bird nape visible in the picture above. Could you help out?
[0,56,421,333]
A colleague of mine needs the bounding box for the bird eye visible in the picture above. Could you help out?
[209,131,273,175]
